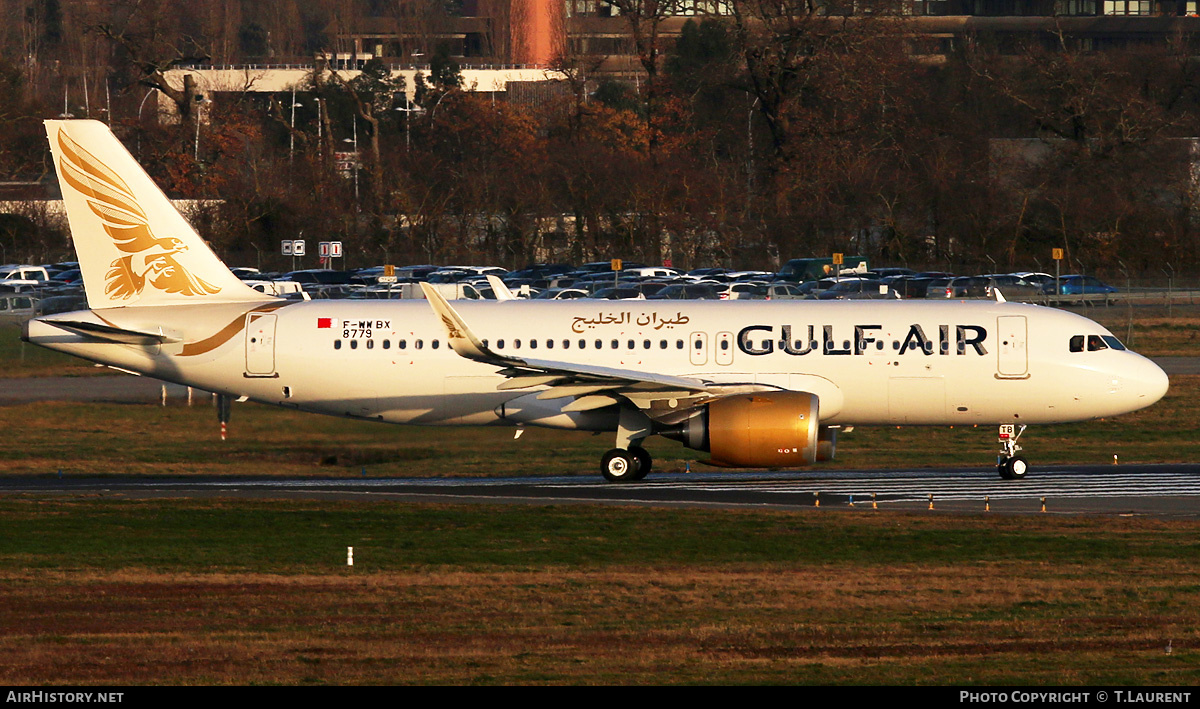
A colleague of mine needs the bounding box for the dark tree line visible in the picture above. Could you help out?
[0,0,1197,279]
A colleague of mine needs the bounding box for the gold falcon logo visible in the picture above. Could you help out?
[55,128,220,300]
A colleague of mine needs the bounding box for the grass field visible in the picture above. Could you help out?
[2,499,1200,684]
[0,307,1197,685]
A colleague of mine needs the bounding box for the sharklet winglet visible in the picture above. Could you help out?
[420,282,509,364]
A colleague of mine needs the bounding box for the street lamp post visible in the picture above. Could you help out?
[394,103,425,150]
[193,96,209,161]
[289,88,299,163]
[137,88,157,158]
[352,116,358,205]
[342,117,359,209]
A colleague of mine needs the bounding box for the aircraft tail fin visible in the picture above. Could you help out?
[45,119,271,310]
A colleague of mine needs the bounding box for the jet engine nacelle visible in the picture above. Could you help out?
[665,392,822,468]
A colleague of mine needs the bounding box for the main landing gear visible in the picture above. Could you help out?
[997,424,1028,480]
[601,406,655,483]
[601,446,652,483]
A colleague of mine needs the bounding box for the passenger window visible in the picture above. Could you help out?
[350,340,358,350]
[334,340,341,350]
[1070,335,1084,353]
[432,340,439,349]
[496,339,504,349]
[399,340,407,349]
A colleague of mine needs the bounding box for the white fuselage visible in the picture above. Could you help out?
[25,298,1169,430]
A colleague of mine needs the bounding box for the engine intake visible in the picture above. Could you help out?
[664,392,821,468]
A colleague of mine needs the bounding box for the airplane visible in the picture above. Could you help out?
[23,120,1170,482]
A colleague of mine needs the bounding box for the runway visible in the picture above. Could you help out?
[3,464,1200,517]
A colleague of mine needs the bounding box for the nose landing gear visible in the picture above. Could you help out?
[997,424,1028,480]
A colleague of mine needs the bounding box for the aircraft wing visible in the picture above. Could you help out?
[420,283,767,415]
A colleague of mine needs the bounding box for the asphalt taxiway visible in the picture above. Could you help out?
[2,465,1199,517]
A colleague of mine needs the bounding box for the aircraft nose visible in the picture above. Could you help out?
[1127,355,1169,408]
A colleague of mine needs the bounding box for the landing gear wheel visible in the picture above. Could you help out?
[998,455,1029,480]
[601,449,638,483]
[629,446,652,481]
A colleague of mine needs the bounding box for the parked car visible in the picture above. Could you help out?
[590,287,646,300]
[34,293,86,317]
[620,266,682,279]
[816,279,890,300]
[0,293,37,324]
[929,275,1039,300]
[532,287,590,300]
[797,278,839,298]
[244,280,306,297]
[1043,275,1119,295]
[53,269,84,284]
[983,274,1044,300]
[717,282,767,300]
[872,267,917,279]
[917,276,956,298]
[505,263,574,281]
[1011,272,1055,289]
[762,283,808,300]
[284,269,354,285]
[0,265,50,291]
[647,283,720,300]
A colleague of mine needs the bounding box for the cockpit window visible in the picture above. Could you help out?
[1072,334,1127,352]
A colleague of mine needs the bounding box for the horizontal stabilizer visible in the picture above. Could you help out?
[47,319,180,345]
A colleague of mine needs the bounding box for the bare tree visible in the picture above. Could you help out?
[90,0,213,119]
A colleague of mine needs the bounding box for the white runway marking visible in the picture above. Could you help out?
[539,467,1200,504]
